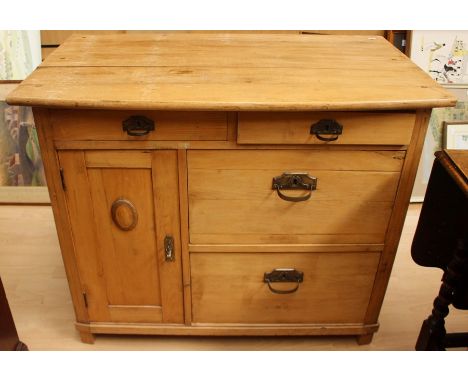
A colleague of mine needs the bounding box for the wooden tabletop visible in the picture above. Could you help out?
[6,33,456,111]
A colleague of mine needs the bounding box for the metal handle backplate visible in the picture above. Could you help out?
[264,268,304,294]
[310,119,343,141]
[122,115,155,136]
[164,236,175,262]
[272,172,317,202]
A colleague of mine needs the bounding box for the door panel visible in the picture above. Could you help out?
[58,150,184,324]
[87,167,161,307]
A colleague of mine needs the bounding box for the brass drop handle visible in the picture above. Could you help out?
[264,268,304,294]
[122,115,155,136]
[272,172,317,202]
[310,119,343,142]
[111,198,138,231]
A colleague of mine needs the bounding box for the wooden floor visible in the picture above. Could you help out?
[0,204,466,350]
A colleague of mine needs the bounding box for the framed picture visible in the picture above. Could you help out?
[410,31,468,86]
[444,121,468,149]
[409,31,468,201]
[0,80,49,204]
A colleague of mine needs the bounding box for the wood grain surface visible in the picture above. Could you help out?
[238,112,415,145]
[7,33,455,111]
[191,252,380,324]
[188,150,404,245]
[57,149,184,324]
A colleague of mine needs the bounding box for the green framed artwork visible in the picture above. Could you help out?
[0,81,49,203]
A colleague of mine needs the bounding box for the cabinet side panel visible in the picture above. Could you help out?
[32,108,89,323]
[57,150,111,322]
[364,109,432,324]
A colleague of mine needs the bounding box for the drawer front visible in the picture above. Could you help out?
[238,112,415,145]
[51,110,228,141]
[191,252,380,324]
[188,150,404,245]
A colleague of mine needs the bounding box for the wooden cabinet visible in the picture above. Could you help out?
[7,33,456,345]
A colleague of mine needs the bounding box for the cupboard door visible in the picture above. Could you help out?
[58,150,184,324]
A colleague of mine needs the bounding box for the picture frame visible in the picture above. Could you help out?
[410,31,468,86]
[0,80,50,204]
[443,120,468,149]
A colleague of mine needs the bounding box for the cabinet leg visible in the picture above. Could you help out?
[356,333,374,345]
[79,331,95,344]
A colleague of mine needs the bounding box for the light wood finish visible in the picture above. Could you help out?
[191,252,380,324]
[57,149,184,324]
[188,243,385,253]
[76,322,378,337]
[108,305,163,323]
[303,31,385,36]
[32,108,90,324]
[39,31,386,46]
[53,140,409,151]
[7,34,455,111]
[177,150,192,325]
[40,47,56,60]
[188,150,403,244]
[151,151,185,323]
[84,150,152,168]
[188,149,406,171]
[50,110,227,141]
[238,112,415,145]
[79,330,95,344]
[40,30,126,45]
[364,109,431,325]
[6,33,454,345]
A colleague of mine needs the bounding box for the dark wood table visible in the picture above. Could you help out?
[0,276,28,351]
[412,149,468,350]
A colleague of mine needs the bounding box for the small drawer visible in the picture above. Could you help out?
[51,110,228,141]
[238,112,415,145]
[188,149,404,245]
[191,252,380,324]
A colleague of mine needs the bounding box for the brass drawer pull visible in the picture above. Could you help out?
[111,198,138,231]
[310,119,343,141]
[272,172,317,202]
[264,268,304,294]
[122,115,155,136]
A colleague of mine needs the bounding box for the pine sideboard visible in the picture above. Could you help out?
[7,33,456,344]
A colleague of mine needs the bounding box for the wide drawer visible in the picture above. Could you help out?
[238,112,415,145]
[191,252,380,324]
[188,150,404,245]
[50,110,228,141]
